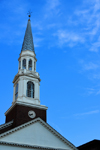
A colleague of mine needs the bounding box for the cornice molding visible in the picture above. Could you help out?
[0,141,66,150]
[18,50,37,61]
[5,101,48,116]
[13,71,41,84]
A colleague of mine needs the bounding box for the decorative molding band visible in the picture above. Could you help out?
[5,101,48,116]
[13,72,41,83]
[0,141,67,150]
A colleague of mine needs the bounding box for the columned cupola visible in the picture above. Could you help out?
[13,19,40,105]
[5,18,47,127]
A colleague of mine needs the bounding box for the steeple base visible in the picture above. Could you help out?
[5,101,48,128]
[13,96,40,106]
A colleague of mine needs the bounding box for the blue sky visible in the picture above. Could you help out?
[0,0,100,147]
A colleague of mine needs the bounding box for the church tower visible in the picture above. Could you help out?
[5,18,48,128]
[0,17,78,150]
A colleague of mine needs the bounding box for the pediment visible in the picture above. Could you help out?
[0,118,77,150]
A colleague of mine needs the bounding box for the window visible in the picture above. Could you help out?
[28,59,32,71]
[19,61,21,69]
[23,59,26,69]
[15,83,18,100]
[27,81,34,98]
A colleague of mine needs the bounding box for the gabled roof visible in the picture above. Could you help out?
[77,139,100,150]
[0,118,77,150]
[21,19,35,52]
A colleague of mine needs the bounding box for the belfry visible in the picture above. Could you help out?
[0,18,78,150]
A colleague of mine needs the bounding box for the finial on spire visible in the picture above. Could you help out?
[27,11,32,20]
[21,13,35,52]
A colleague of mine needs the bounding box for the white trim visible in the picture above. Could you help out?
[0,118,77,150]
[18,50,37,62]
[0,141,68,150]
[5,101,48,116]
[13,71,41,84]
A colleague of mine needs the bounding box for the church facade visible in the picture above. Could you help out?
[0,18,78,150]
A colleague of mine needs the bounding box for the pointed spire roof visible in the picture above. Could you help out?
[21,19,35,52]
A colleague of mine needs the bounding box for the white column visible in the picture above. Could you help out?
[21,78,24,97]
[38,82,40,101]
[21,58,23,69]
[32,58,34,71]
[18,80,21,97]
[13,86,15,102]
[23,79,27,97]
[26,59,28,70]
[35,81,39,99]
[35,61,36,71]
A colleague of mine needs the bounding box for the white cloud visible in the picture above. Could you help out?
[79,60,100,83]
[81,86,100,95]
[74,110,99,117]
[96,90,100,94]
[72,0,100,51]
[79,60,99,71]
[34,37,44,48]
[54,30,85,47]
[44,0,61,18]
[47,0,60,10]
[92,73,100,79]
[47,0,100,49]
[47,24,56,29]
[32,23,43,31]
[90,36,100,52]
[86,88,95,95]
[83,62,98,70]
[1,0,100,50]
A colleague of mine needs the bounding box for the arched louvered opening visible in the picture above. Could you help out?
[28,59,32,70]
[15,83,18,100]
[23,59,26,69]
[27,81,34,98]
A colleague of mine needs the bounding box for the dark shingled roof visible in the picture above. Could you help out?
[21,19,35,52]
[77,139,100,150]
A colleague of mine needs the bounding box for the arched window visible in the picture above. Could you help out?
[27,81,34,98]
[28,59,32,71]
[15,83,18,100]
[23,59,26,69]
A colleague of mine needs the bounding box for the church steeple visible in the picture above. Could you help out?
[12,18,40,105]
[21,19,35,52]
[5,18,47,128]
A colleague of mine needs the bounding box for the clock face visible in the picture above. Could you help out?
[28,110,36,119]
